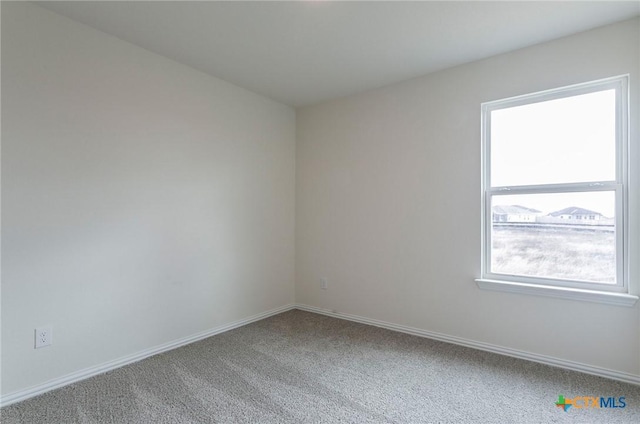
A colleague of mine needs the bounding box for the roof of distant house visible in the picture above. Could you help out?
[549,206,602,217]
[492,205,541,215]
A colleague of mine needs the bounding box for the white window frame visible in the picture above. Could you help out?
[476,75,637,306]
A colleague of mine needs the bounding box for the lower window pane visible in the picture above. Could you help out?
[491,191,616,284]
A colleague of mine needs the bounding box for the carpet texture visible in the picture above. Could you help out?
[2,309,639,423]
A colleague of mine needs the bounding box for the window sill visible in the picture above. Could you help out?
[475,279,638,307]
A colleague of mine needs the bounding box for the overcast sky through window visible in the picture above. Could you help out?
[490,89,616,216]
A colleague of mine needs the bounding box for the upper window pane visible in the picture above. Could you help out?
[490,89,616,187]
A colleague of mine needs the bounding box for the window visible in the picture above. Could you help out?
[478,76,636,305]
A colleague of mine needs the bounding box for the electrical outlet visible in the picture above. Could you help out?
[35,326,53,349]
[320,278,328,290]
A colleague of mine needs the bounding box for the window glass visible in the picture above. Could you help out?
[491,191,616,283]
[490,90,616,187]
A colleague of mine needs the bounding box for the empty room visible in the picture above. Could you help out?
[2,1,640,422]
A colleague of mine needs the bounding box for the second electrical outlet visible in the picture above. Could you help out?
[320,278,328,290]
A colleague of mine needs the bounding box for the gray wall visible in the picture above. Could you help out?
[296,18,640,376]
[1,2,295,395]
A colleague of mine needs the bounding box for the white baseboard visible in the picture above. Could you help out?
[0,304,296,408]
[294,303,640,386]
[4,302,638,408]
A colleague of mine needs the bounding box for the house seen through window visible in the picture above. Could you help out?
[481,76,628,292]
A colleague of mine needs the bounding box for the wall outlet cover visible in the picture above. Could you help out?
[35,326,53,349]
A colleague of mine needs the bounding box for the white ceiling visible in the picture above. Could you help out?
[35,1,640,107]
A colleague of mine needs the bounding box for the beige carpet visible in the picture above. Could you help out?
[2,309,639,423]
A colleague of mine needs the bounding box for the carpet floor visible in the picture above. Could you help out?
[2,309,639,423]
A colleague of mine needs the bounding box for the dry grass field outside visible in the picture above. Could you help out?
[492,224,615,283]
